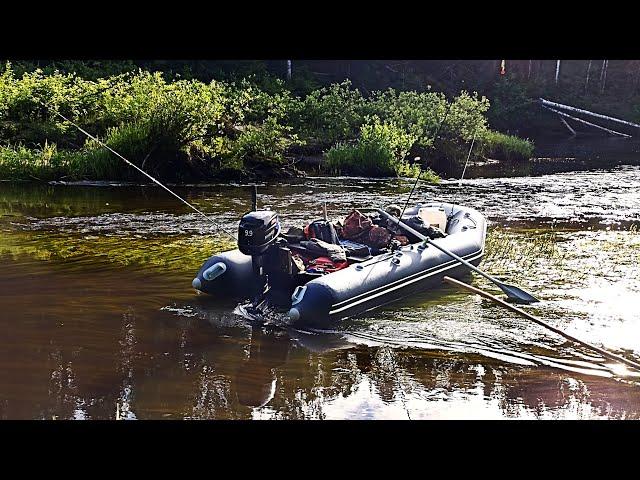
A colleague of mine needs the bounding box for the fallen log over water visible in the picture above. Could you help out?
[539,98,640,130]
[542,105,632,138]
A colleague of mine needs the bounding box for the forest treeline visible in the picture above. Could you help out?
[10,60,639,128]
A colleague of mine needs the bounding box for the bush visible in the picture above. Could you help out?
[292,80,366,146]
[364,90,489,147]
[0,142,77,181]
[230,117,302,169]
[78,123,153,179]
[477,131,534,162]
[486,77,536,133]
[0,66,239,180]
[364,90,447,147]
[0,63,533,181]
[324,121,425,177]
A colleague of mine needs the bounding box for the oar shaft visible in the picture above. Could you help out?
[376,208,498,283]
[443,275,640,371]
[426,237,498,283]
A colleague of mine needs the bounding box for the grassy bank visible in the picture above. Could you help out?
[0,64,533,182]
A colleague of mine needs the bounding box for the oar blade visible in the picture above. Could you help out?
[500,283,540,304]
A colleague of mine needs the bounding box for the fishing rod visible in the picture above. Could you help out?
[399,100,453,220]
[459,131,476,186]
[44,104,237,242]
[450,130,478,217]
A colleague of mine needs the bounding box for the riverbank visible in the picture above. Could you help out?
[0,65,534,183]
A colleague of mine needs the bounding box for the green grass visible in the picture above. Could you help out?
[324,121,435,179]
[478,131,534,162]
[324,142,422,177]
[0,139,129,182]
[483,227,566,281]
[0,143,75,181]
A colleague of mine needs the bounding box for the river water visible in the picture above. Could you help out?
[1,165,639,419]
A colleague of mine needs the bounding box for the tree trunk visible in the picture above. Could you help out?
[538,60,543,79]
[539,97,640,129]
[542,105,631,137]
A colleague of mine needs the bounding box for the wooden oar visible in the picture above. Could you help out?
[443,275,640,371]
[375,208,540,304]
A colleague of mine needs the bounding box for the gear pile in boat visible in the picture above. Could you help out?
[233,204,448,309]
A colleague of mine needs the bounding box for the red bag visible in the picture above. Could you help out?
[305,256,349,274]
[342,209,373,240]
[393,234,410,246]
[366,226,392,248]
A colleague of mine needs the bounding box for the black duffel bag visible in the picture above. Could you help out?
[304,219,340,245]
[299,238,347,263]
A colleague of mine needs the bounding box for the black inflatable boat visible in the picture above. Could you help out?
[192,202,486,327]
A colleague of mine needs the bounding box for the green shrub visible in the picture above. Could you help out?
[363,90,490,148]
[78,124,153,179]
[0,142,75,181]
[364,90,448,147]
[486,77,536,132]
[230,117,301,169]
[0,63,532,181]
[324,121,425,177]
[293,80,366,145]
[477,130,534,162]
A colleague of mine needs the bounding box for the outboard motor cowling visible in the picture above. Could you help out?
[238,210,281,256]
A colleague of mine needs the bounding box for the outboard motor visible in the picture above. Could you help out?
[238,210,280,259]
[237,187,299,309]
[191,187,283,302]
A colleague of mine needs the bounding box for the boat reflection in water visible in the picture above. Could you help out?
[233,328,289,408]
[192,303,640,420]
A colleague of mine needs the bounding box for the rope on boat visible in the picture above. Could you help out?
[45,105,237,242]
